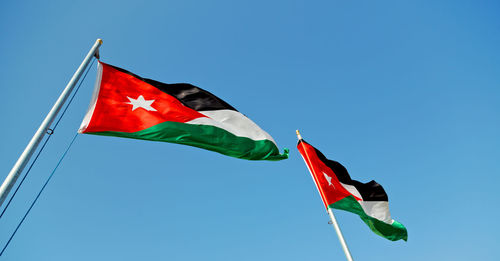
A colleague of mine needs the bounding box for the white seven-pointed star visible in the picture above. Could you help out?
[126,95,157,111]
[323,172,335,188]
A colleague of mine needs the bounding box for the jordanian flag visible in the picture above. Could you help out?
[79,61,288,161]
[297,138,407,241]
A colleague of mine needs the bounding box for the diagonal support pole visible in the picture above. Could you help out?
[296,130,354,261]
[327,208,354,261]
[0,39,103,209]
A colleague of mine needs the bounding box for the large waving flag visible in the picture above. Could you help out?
[79,61,288,161]
[297,138,407,241]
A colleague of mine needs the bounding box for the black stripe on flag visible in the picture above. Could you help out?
[104,62,237,112]
[302,140,389,202]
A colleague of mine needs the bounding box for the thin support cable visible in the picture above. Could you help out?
[0,133,79,256]
[0,136,52,219]
[0,58,96,220]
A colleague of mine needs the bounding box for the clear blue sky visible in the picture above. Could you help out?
[1,0,499,260]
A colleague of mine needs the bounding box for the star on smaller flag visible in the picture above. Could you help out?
[323,172,335,188]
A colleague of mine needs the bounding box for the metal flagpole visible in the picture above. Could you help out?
[296,130,354,261]
[327,208,354,261]
[0,39,103,208]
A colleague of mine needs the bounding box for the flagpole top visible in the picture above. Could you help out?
[97,39,103,45]
[296,130,302,140]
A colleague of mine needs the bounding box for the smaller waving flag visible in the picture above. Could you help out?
[297,134,407,241]
[79,61,288,161]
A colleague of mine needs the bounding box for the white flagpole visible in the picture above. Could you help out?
[0,39,103,208]
[327,208,354,261]
[296,130,354,261]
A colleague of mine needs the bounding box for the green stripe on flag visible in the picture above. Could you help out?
[85,121,288,161]
[329,196,408,241]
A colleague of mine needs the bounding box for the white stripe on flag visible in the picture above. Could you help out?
[339,182,394,224]
[187,109,276,143]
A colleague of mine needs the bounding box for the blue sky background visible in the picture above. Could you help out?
[1,0,499,260]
